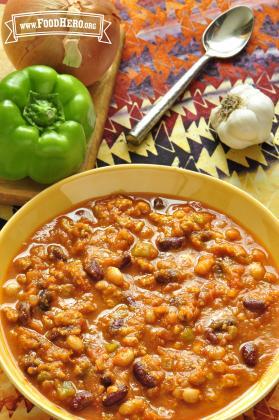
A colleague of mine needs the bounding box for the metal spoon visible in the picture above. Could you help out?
[127,5,254,145]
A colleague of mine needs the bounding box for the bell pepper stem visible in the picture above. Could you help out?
[23,91,65,131]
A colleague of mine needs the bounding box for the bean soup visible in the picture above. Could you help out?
[1,194,279,419]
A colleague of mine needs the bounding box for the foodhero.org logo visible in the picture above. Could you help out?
[5,11,112,44]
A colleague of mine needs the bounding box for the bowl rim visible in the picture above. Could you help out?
[0,163,278,420]
[1,164,279,235]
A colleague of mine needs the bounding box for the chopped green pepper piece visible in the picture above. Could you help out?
[193,214,206,224]
[181,327,195,342]
[37,371,52,382]
[56,381,76,400]
[105,341,119,353]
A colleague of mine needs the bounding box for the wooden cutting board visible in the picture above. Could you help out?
[0,5,124,206]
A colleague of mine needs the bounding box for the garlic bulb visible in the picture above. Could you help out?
[210,84,275,149]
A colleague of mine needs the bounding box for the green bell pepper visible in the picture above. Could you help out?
[0,65,96,184]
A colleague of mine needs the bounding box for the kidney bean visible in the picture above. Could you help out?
[241,342,258,367]
[243,298,267,315]
[133,360,157,388]
[205,329,219,345]
[102,385,128,407]
[100,374,113,387]
[157,236,185,252]
[154,269,179,284]
[16,301,31,325]
[48,245,68,262]
[38,289,53,311]
[71,390,94,411]
[83,258,104,282]
[119,252,132,269]
[153,197,166,210]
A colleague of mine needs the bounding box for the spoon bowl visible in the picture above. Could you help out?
[203,6,254,58]
[128,6,255,145]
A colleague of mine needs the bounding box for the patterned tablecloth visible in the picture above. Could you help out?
[0,0,278,418]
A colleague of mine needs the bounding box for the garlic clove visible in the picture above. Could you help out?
[227,109,259,141]
[218,109,260,149]
[245,92,274,143]
[217,121,244,149]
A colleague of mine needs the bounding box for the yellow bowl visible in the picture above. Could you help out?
[0,164,278,420]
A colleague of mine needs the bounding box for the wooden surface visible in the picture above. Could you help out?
[0,4,124,206]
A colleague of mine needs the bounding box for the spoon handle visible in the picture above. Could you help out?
[127,54,211,145]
